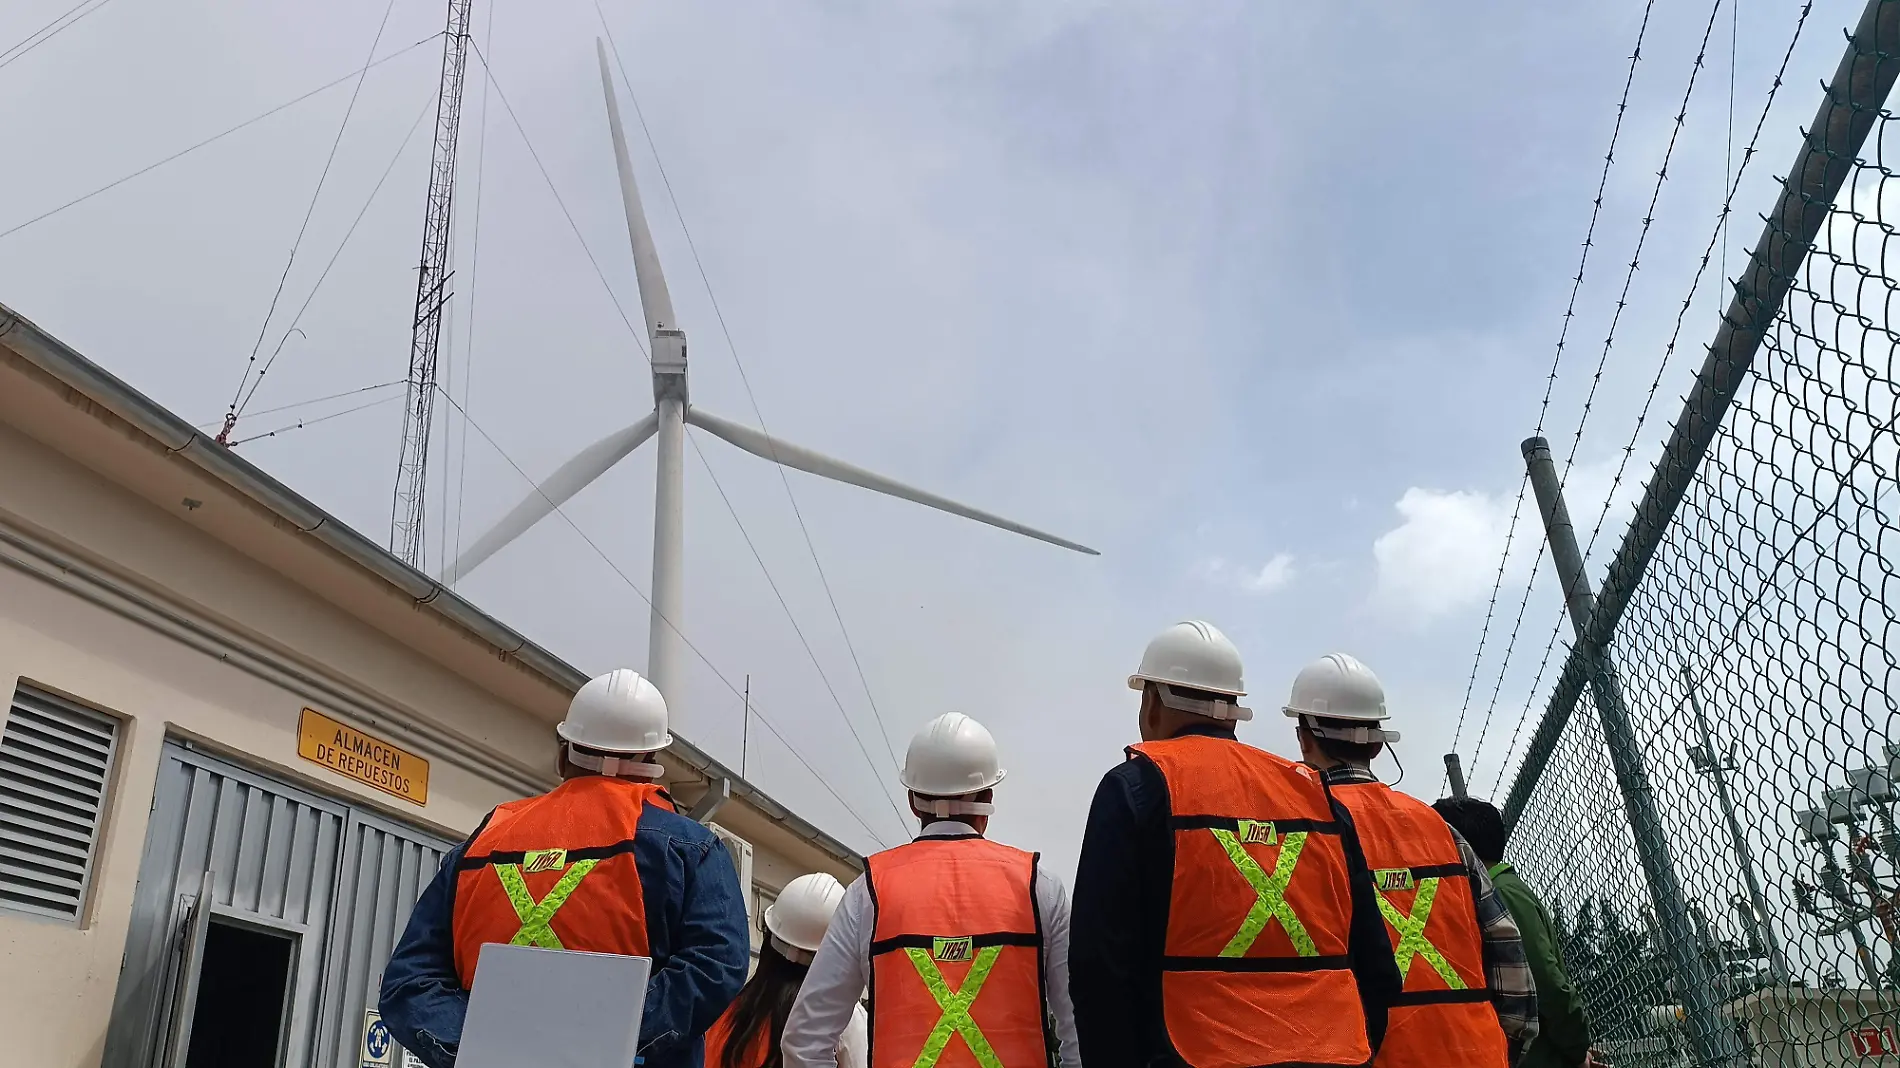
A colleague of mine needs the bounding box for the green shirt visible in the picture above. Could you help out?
[1489,863,1591,1068]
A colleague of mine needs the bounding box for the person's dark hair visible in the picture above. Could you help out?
[723,940,808,1068]
[1432,797,1506,865]
[1303,718,1384,766]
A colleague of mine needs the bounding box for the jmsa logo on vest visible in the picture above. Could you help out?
[932,936,976,963]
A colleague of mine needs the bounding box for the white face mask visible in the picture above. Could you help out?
[565,744,666,779]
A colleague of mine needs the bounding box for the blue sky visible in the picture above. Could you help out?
[0,0,1857,878]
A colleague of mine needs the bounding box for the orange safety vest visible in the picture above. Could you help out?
[703,1002,772,1068]
[451,775,676,987]
[1330,780,1506,1068]
[1130,735,1369,1068]
[866,836,1048,1068]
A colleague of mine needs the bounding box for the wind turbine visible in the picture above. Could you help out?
[443,41,1097,731]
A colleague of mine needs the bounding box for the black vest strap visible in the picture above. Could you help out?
[1389,988,1494,1007]
[1169,814,1344,835]
[457,836,641,871]
[869,931,1042,957]
[1160,954,1353,973]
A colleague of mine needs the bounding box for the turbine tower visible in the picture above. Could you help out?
[444,41,1097,731]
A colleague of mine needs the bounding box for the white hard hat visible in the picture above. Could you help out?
[1282,653,1400,744]
[900,713,1005,817]
[764,872,847,961]
[557,669,672,777]
[1127,620,1253,721]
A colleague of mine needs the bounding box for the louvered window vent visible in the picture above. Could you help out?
[0,685,119,921]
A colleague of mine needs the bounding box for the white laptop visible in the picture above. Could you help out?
[456,943,652,1068]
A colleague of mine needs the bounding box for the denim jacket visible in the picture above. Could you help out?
[378,788,750,1068]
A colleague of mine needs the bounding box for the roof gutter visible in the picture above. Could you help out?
[0,301,861,870]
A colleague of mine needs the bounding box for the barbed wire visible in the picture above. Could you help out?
[1466,0,1734,787]
[1487,0,1816,796]
[1445,0,1664,793]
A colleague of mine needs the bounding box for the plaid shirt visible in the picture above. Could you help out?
[1322,765,1541,1058]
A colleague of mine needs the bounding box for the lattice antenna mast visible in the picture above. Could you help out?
[390,0,475,566]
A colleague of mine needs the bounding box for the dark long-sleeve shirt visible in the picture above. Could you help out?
[1320,765,1539,1057]
[378,784,750,1068]
[1490,862,1589,1068]
[1069,726,1404,1068]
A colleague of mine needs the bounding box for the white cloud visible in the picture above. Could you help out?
[1196,552,1297,595]
[1372,488,1515,624]
[1370,458,1644,627]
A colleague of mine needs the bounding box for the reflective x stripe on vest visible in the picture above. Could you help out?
[904,943,1006,1068]
[1373,871,1465,989]
[494,851,599,949]
[1212,822,1317,957]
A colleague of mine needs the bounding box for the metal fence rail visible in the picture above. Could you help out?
[1498,1,1900,1065]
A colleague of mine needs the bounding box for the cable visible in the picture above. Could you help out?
[1444,0,1661,793]
[472,41,914,837]
[220,0,400,441]
[1723,0,1739,319]
[1466,0,1734,790]
[450,0,501,586]
[234,94,435,417]
[0,35,439,244]
[466,40,645,342]
[1487,0,1814,797]
[598,9,907,781]
[0,0,92,64]
[227,394,404,447]
[685,427,914,835]
[0,0,118,73]
[436,275,457,576]
[435,383,895,849]
[1559,0,1730,481]
[193,378,404,429]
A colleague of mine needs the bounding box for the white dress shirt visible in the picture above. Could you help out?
[782,822,1081,1068]
[836,1003,868,1068]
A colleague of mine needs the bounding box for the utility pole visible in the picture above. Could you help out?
[741,674,750,781]
[1522,436,1743,1066]
[1683,667,1790,982]
[391,0,475,567]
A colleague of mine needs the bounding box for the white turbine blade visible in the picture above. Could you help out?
[595,38,676,338]
[686,407,1099,556]
[442,413,659,582]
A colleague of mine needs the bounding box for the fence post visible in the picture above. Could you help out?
[1443,754,1468,799]
[1521,436,1743,1066]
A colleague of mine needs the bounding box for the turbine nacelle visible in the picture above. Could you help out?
[653,328,687,402]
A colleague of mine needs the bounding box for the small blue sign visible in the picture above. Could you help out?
[362,1009,394,1068]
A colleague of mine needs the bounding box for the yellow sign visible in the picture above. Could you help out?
[298,708,429,806]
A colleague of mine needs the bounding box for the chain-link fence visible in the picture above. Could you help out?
[1496,2,1900,1065]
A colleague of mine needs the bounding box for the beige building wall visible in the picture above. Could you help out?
[0,418,551,1067]
[0,307,862,1067]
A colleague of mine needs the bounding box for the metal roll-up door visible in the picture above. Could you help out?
[102,743,346,1068]
[314,806,455,1068]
